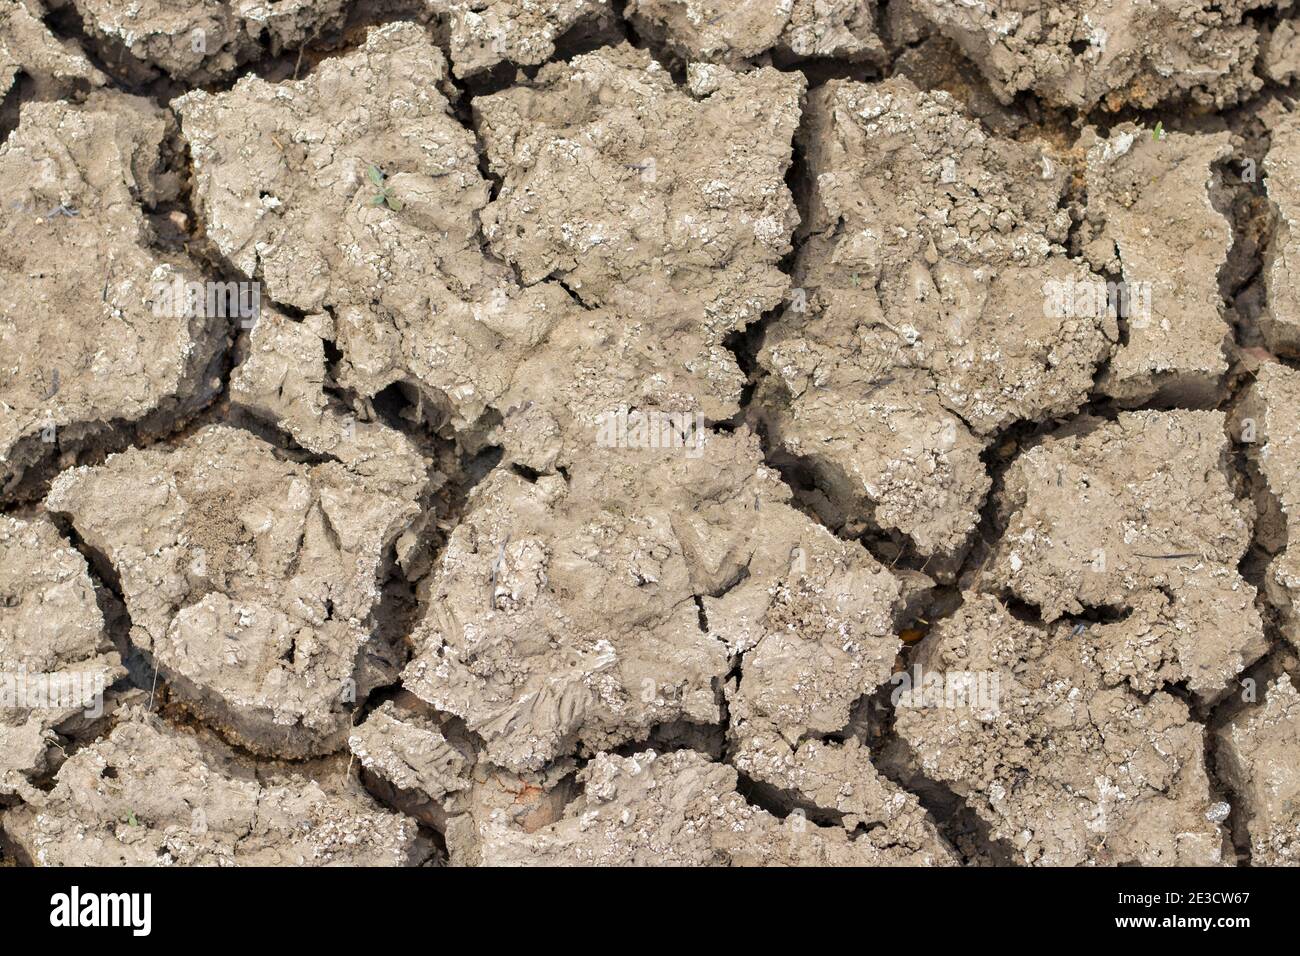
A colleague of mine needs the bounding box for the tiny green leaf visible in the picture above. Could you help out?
[127,812,139,827]
[367,165,385,185]
[370,193,385,206]
[386,195,403,212]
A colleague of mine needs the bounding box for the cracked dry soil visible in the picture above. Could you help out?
[2,0,1300,868]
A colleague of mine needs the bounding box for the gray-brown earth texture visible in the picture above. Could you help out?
[1,0,1299,868]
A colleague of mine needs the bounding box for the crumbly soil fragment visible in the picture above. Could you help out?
[0,93,225,501]
[474,748,948,866]
[401,431,760,771]
[1264,17,1300,83]
[46,425,415,757]
[229,307,431,501]
[178,22,573,436]
[66,0,351,84]
[0,0,103,102]
[905,0,1278,110]
[0,514,124,800]
[347,695,581,864]
[347,699,475,827]
[1262,112,1300,355]
[475,45,804,419]
[757,77,1110,560]
[443,0,618,78]
[625,0,886,67]
[895,593,1228,866]
[987,410,1264,700]
[1236,362,1300,651]
[1216,676,1300,866]
[1080,126,1234,405]
[5,714,429,865]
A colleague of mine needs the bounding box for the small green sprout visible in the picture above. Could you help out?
[127,812,139,827]
[1152,121,1164,141]
[366,164,403,212]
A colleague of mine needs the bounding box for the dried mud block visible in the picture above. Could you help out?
[1264,18,1300,83]
[444,0,619,78]
[1216,676,1300,866]
[3,715,429,865]
[178,22,569,435]
[475,45,804,419]
[0,0,104,101]
[703,451,949,860]
[231,0,352,52]
[890,33,1032,139]
[230,308,430,500]
[1084,586,1265,703]
[1081,126,1234,405]
[492,306,728,475]
[625,0,885,67]
[1262,113,1300,355]
[895,593,1228,866]
[0,94,226,501]
[399,437,739,771]
[727,732,956,863]
[228,308,439,582]
[475,749,947,866]
[710,504,942,852]
[347,700,475,829]
[1236,362,1300,651]
[46,425,417,758]
[0,514,124,799]
[441,757,578,865]
[176,25,469,301]
[753,344,988,561]
[714,520,901,719]
[780,0,885,63]
[67,0,351,84]
[757,78,1109,560]
[348,697,578,864]
[988,410,1264,700]
[907,0,1275,110]
[402,427,906,772]
[390,292,956,858]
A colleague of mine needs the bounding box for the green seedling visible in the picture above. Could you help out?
[127,812,139,827]
[366,164,403,212]
[1152,121,1164,141]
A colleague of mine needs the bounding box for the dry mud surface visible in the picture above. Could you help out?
[3,0,1300,868]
